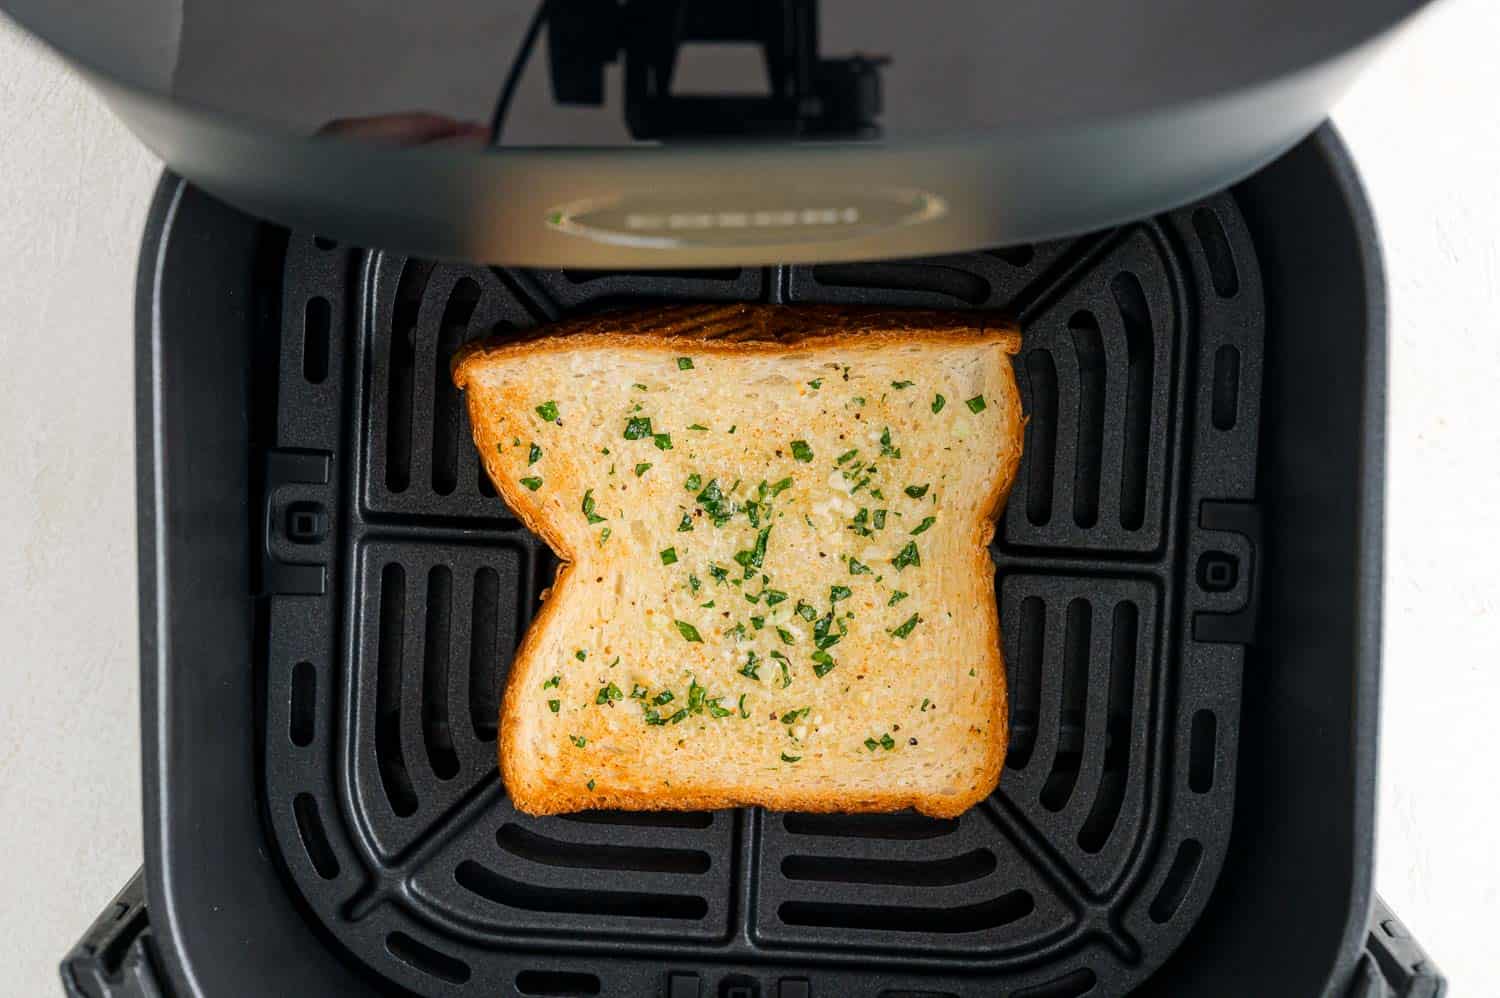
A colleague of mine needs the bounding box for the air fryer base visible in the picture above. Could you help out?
[67,125,1444,997]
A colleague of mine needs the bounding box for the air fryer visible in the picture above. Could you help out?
[0,2,1447,996]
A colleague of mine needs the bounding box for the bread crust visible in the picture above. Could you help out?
[455,304,1023,817]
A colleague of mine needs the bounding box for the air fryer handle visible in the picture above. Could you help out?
[1355,896,1446,998]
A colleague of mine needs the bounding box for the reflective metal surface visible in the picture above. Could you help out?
[4,1,1432,264]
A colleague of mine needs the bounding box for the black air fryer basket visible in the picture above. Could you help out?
[62,127,1444,998]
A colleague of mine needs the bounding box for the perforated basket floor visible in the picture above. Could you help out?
[258,194,1265,998]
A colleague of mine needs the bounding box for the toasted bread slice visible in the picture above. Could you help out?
[454,304,1022,817]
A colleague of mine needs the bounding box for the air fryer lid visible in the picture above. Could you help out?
[4,0,1429,266]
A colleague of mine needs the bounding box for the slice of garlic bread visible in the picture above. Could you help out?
[454,304,1022,817]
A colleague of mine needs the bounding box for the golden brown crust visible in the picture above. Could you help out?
[462,304,1022,818]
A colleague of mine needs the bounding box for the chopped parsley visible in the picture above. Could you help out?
[888,590,909,606]
[911,515,937,535]
[595,682,623,704]
[535,400,559,422]
[781,706,811,726]
[678,513,694,532]
[880,427,901,458]
[892,380,914,389]
[653,433,673,450]
[623,416,653,439]
[707,698,733,718]
[965,395,987,413]
[848,557,872,575]
[829,585,852,603]
[781,753,802,763]
[863,737,879,751]
[739,651,761,680]
[892,541,921,571]
[542,675,560,689]
[776,627,797,645]
[795,601,817,621]
[873,509,887,530]
[812,650,837,677]
[905,483,930,499]
[836,448,859,465]
[677,356,695,370]
[634,462,653,476]
[581,488,606,524]
[519,476,543,491]
[750,616,765,629]
[633,382,648,391]
[685,472,702,491]
[708,564,729,583]
[575,649,587,661]
[920,697,931,711]
[770,650,792,687]
[660,547,678,565]
[931,394,946,414]
[653,690,675,705]
[696,479,737,526]
[587,779,596,791]
[880,733,896,750]
[769,477,794,497]
[790,440,814,462]
[674,620,703,642]
[762,589,788,606]
[889,613,922,638]
[734,526,772,574]
[570,734,587,748]
[688,573,701,593]
[631,684,649,699]
[738,694,750,718]
[548,699,560,713]
[808,378,823,390]
[527,443,542,465]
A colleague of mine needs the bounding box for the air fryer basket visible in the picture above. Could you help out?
[85,125,1442,998]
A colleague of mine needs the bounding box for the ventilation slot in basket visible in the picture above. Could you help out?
[1112,272,1153,530]
[497,824,711,875]
[1007,595,1045,771]
[810,262,990,305]
[422,566,460,781]
[385,931,470,985]
[431,277,481,496]
[289,660,315,747]
[376,564,417,817]
[1148,839,1203,923]
[1014,967,1098,998]
[1192,208,1239,298]
[384,261,434,494]
[516,969,602,996]
[779,890,1033,933]
[1024,350,1059,526]
[293,793,339,879]
[454,861,708,920]
[302,297,330,385]
[1068,312,1106,528]
[1078,601,1139,853]
[1040,600,1091,812]
[782,812,958,840]
[469,567,501,742]
[1189,710,1217,793]
[781,849,996,887]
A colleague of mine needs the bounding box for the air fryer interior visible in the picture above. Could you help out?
[134,125,1383,997]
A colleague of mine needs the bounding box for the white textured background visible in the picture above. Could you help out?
[0,3,1495,995]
